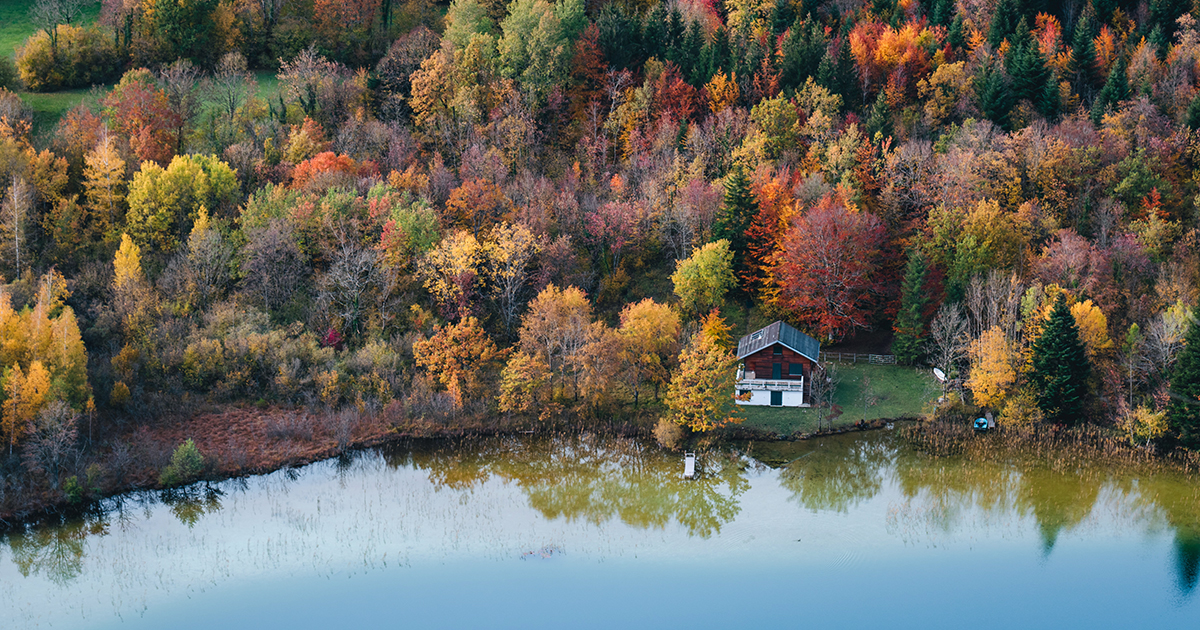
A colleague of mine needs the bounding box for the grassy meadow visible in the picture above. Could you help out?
[737,364,941,436]
[0,0,103,60]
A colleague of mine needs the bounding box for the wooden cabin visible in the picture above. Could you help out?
[735,321,820,407]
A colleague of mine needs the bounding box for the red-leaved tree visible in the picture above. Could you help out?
[769,194,886,342]
[102,74,182,165]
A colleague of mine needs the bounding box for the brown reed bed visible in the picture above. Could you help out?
[901,419,1200,475]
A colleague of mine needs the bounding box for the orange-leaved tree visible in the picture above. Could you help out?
[413,316,507,408]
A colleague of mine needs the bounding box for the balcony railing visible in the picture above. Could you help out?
[736,378,805,392]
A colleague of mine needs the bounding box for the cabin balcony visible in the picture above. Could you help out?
[735,378,805,392]
[735,367,808,407]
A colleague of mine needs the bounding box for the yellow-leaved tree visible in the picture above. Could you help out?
[966,326,1017,409]
[498,351,552,415]
[664,310,744,433]
[418,229,482,320]
[2,360,51,455]
[0,272,91,452]
[617,298,680,406]
[1070,299,1114,359]
[482,222,539,334]
[82,135,126,240]
[114,233,143,288]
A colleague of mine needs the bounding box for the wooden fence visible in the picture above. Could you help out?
[818,352,897,365]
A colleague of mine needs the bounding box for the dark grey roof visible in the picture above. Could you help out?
[736,321,820,362]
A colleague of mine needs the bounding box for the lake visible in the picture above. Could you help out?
[3,430,1199,629]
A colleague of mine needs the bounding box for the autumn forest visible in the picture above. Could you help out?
[1,0,1200,518]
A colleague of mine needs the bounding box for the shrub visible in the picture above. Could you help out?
[0,88,32,130]
[17,25,119,91]
[0,56,20,90]
[109,381,131,408]
[159,438,205,487]
[654,417,686,450]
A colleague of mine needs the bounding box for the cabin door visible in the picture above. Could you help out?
[772,363,782,379]
[770,391,782,406]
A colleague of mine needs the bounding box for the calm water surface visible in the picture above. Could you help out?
[3,431,1199,629]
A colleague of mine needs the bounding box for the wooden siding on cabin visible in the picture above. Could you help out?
[741,344,814,380]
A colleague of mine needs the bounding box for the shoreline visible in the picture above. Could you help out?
[5,407,1196,531]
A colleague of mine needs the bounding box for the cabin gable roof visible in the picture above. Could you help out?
[736,321,820,363]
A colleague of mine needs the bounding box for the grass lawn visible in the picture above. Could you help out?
[254,70,281,101]
[736,363,942,436]
[0,0,103,61]
[21,87,94,132]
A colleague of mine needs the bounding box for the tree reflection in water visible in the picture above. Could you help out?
[5,514,107,585]
[1013,468,1102,554]
[391,435,749,537]
[779,436,891,513]
[163,484,225,528]
[894,433,1200,592]
[1128,475,1200,594]
[4,433,1200,593]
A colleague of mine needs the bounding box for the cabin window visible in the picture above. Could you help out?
[739,390,750,398]
[773,345,782,355]
[750,331,764,342]
[789,363,803,376]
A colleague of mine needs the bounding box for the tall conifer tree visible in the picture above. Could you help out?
[1167,308,1200,449]
[712,166,757,291]
[893,250,931,365]
[1032,295,1092,425]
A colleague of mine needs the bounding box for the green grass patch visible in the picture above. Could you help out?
[0,0,103,61]
[21,87,92,131]
[254,70,281,101]
[736,363,941,436]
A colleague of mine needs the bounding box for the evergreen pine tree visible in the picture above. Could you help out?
[865,91,893,139]
[949,13,966,51]
[643,3,667,62]
[1070,4,1099,100]
[1091,53,1129,124]
[1007,18,1051,105]
[1166,308,1200,449]
[780,19,826,92]
[666,7,684,48]
[702,26,733,83]
[771,0,796,36]
[1038,70,1061,119]
[1187,90,1200,130]
[1031,295,1092,425]
[932,0,955,27]
[989,0,1022,48]
[680,20,705,83]
[1093,0,1117,23]
[712,166,758,291]
[977,64,1014,130]
[817,36,857,104]
[892,249,932,365]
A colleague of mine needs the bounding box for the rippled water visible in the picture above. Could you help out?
[3,431,1199,629]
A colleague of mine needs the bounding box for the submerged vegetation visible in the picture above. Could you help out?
[1,0,1200,520]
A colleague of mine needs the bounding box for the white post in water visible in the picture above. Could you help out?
[684,452,696,479]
